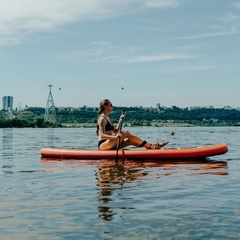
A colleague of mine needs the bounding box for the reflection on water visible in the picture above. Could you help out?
[96,161,146,221]
[41,158,228,222]
[1,129,15,174]
[1,129,14,157]
[95,159,228,221]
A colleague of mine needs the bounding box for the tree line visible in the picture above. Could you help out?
[1,106,240,128]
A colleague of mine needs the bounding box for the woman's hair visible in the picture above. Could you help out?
[96,99,111,136]
[98,99,111,117]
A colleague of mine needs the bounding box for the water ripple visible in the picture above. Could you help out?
[0,127,240,239]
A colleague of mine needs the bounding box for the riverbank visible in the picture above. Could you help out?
[61,122,208,128]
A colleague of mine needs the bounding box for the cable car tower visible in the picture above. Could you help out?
[44,85,57,125]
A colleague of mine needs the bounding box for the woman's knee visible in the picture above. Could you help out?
[122,131,131,138]
[127,132,137,139]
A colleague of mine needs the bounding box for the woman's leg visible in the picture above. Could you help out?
[99,130,168,150]
[120,131,168,149]
[99,131,145,150]
[119,131,152,148]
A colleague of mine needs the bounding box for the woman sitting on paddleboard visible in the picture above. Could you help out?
[96,99,168,150]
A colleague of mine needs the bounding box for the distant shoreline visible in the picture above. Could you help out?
[61,122,231,128]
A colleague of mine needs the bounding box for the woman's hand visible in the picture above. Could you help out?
[116,130,130,138]
[119,114,125,120]
[116,132,122,139]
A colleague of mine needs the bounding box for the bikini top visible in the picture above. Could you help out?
[97,116,114,132]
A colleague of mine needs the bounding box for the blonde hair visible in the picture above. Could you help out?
[98,99,111,117]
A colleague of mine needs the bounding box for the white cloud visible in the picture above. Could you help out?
[0,0,128,45]
[218,11,240,24]
[126,53,199,63]
[176,26,239,40]
[144,0,181,8]
[164,64,218,73]
[58,42,198,64]
[0,0,184,46]
[232,2,240,8]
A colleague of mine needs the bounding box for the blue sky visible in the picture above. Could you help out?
[1,0,240,109]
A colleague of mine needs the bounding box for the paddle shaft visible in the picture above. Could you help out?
[115,109,126,162]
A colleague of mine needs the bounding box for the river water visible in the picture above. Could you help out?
[0,127,239,239]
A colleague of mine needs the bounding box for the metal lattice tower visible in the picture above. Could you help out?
[44,85,57,125]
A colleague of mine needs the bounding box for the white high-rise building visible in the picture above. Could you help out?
[2,96,13,110]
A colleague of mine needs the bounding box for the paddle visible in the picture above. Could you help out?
[115,109,126,163]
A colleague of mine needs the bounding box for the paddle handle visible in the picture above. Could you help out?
[115,109,125,162]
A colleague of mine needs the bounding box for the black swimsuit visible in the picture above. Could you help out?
[98,139,106,148]
[97,116,114,131]
[103,117,114,131]
[97,116,115,149]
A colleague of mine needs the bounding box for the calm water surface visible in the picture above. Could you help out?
[0,127,240,239]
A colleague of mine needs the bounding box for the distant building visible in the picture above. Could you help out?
[2,96,13,110]
[223,106,232,110]
[171,105,178,110]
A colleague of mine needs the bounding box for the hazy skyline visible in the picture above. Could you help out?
[1,0,240,108]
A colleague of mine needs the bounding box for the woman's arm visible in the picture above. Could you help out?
[114,114,125,133]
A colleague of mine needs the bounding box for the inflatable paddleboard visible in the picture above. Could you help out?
[40,144,228,160]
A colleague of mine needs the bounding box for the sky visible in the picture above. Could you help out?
[1,0,240,109]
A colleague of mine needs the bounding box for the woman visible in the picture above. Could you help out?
[96,99,168,150]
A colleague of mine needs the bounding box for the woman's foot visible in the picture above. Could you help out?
[159,141,169,147]
[147,141,169,149]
